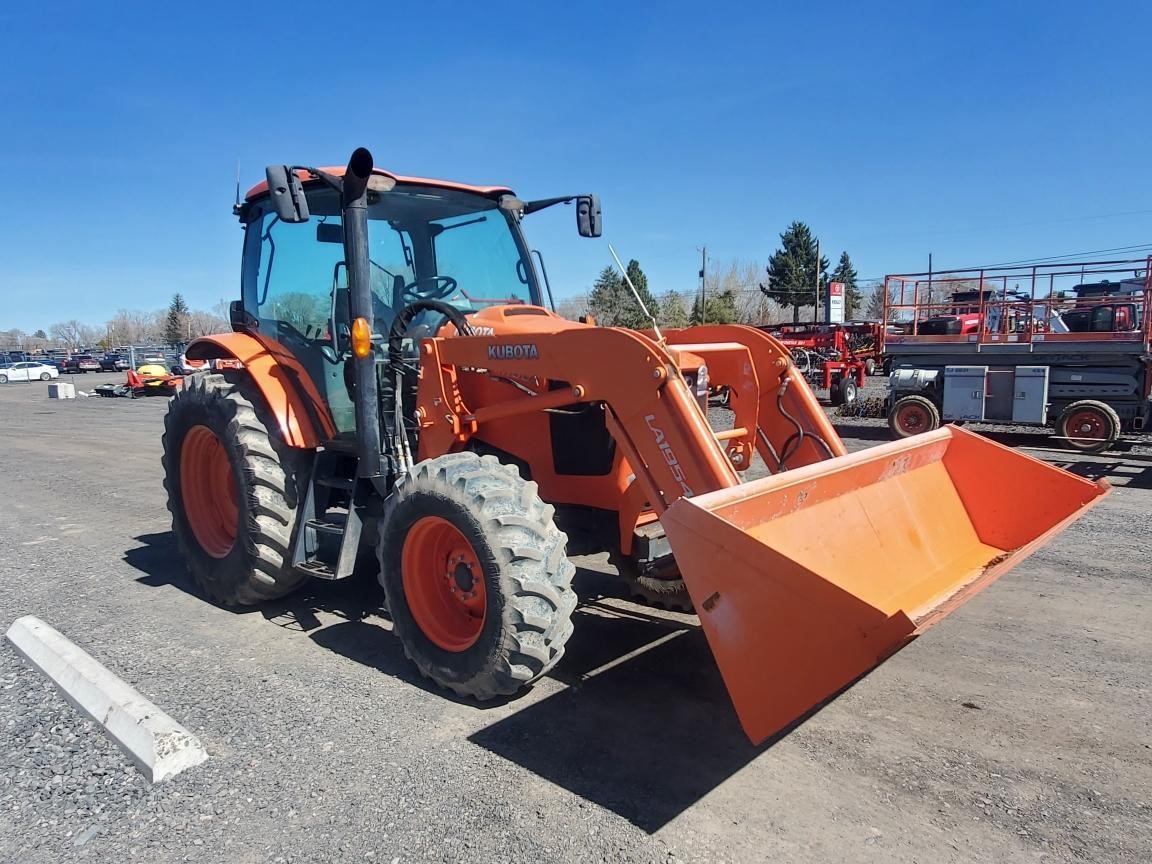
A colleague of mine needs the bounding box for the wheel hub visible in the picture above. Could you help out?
[900,407,926,432]
[451,560,475,594]
[1069,411,1103,438]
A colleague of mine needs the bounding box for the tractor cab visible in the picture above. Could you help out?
[231,165,597,433]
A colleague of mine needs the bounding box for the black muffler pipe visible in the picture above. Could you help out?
[341,147,384,481]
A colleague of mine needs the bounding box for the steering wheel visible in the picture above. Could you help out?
[401,275,458,303]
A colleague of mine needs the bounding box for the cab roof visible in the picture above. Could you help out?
[244,166,514,202]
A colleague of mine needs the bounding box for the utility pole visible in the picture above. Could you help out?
[698,246,707,324]
[814,237,821,323]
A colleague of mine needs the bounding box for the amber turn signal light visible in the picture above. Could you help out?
[351,317,372,359]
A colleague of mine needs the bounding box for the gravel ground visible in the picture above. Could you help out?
[0,372,1149,863]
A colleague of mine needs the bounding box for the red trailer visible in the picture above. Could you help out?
[759,321,883,405]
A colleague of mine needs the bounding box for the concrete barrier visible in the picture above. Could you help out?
[5,616,208,783]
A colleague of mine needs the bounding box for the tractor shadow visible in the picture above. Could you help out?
[125,531,386,626]
[127,537,771,827]
[126,531,500,703]
[464,566,770,833]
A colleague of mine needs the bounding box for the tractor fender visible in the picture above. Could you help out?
[185,333,335,448]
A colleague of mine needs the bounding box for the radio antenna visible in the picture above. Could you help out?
[233,159,241,212]
[608,243,664,344]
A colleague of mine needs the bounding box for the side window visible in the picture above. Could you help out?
[366,224,417,328]
[253,214,344,337]
[1090,306,1115,333]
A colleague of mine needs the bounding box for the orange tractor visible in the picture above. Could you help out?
[163,149,1107,743]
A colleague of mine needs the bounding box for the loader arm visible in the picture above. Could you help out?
[662,325,848,470]
[418,326,748,511]
[417,322,1108,744]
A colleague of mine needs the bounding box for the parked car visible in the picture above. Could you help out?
[63,355,101,373]
[100,354,131,371]
[166,354,197,375]
[0,361,60,383]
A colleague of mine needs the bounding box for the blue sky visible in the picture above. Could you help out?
[1,0,1149,331]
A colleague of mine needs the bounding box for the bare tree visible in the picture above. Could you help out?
[50,320,86,349]
[658,291,690,328]
[554,292,590,321]
[0,329,25,350]
[186,308,229,338]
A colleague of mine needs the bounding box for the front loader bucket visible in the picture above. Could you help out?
[661,426,1107,745]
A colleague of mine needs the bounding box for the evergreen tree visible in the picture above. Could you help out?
[658,291,690,328]
[691,288,738,325]
[32,329,47,340]
[761,221,828,323]
[587,260,658,328]
[165,293,190,345]
[587,266,626,326]
[618,259,659,329]
[829,251,862,318]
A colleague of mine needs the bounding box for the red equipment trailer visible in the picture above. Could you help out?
[759,321,883,406]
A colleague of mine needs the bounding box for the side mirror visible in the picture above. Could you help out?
[576,194,602,238]
[229,300,258,333]
[265,165,310,223]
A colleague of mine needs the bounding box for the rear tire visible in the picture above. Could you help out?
[889,395,941,438]
[1057,400,1120,455]
[162,373,310,605]
[610,550,695,613]
[380,452,576,700]
[0,374,7,384]
[864,357,877,376]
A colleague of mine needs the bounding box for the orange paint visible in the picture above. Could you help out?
[244,166,514,202]
[185,332,336,448]
[661,425,1108,744]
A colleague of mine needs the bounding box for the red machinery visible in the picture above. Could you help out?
[760,322,881,405]
[882,258,1152,450]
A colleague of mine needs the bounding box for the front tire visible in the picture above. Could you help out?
[162,373,310,605]
[40,372,51,381]
[379,452,576,700]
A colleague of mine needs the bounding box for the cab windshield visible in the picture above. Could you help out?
[242,184,540,339]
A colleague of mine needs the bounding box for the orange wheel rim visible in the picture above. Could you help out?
[402,516,486,651]
[181,425,239,558]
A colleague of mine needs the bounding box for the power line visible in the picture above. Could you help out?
[966,243,1152,269]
